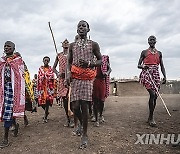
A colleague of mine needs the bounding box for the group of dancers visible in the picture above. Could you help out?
[0,20,111,149]
[1,20,178,149]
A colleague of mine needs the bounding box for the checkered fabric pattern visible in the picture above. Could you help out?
[139,65,160,94]
[70,40,95,102]
[71,78,94,102]
[57,53,68,97]
[101,55,110,98]
[3,82,14,121]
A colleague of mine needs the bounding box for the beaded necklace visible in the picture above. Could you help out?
[77,39,88,50]
[149,48,157,55]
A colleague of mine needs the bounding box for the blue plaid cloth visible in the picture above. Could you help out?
[3,82,14,121]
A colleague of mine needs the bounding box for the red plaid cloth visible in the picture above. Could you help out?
[101,55,110,98]
[57,53,68,97]
[37,66,54,105]
[139,65,160,93]
[70,39,95,102]
[71,79,94,102]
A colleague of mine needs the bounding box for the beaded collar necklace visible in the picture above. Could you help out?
[149,48,157,54]
[77,38,88,50]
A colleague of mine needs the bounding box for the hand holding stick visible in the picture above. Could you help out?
[68,86,73,117]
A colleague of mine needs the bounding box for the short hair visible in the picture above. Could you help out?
[78,20,90,29]
[43,56,50,61]
[5,41,15,49]
[148,35,156,41]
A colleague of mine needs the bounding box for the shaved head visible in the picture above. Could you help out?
[5,41,15,49]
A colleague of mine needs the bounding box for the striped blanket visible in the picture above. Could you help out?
[0,55,25,120]
[101,55,110,98]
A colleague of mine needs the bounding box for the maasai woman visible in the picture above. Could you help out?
[0,41,26,148]
[38,56,54,123]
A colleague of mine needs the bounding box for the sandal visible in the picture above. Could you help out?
[13,123,19,137]
[148,119,157,127]
[94,121,100,127]
[72,125,82,136]
[0,140,9,148]
[79,135,88,149]
[43,118,48,123]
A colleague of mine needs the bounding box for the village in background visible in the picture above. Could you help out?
[110,76,180,96]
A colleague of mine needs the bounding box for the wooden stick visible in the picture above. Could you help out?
[68,86,73,116]
[147,70,171,116]
[48,22,58,55]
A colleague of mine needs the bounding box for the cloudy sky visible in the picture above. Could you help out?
[0,0,180,80]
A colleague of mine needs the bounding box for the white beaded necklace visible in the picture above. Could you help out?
[77,39,88,50]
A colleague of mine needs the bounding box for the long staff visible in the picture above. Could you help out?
[147,70,171,116]
[48,22,58,54]
[48,22,73,116]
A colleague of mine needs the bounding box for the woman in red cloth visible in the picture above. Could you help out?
[138,35,166,127]
[38,56,54,123]
[0,41,26,148]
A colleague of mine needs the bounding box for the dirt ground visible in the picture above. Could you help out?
[0,94,180,154]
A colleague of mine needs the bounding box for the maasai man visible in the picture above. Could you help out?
[53,39,74,128]
[92,55,111,127]
[38,56,54,123]
[138,35,166,127]
[66,20,102,149]
[0,41,26,148]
